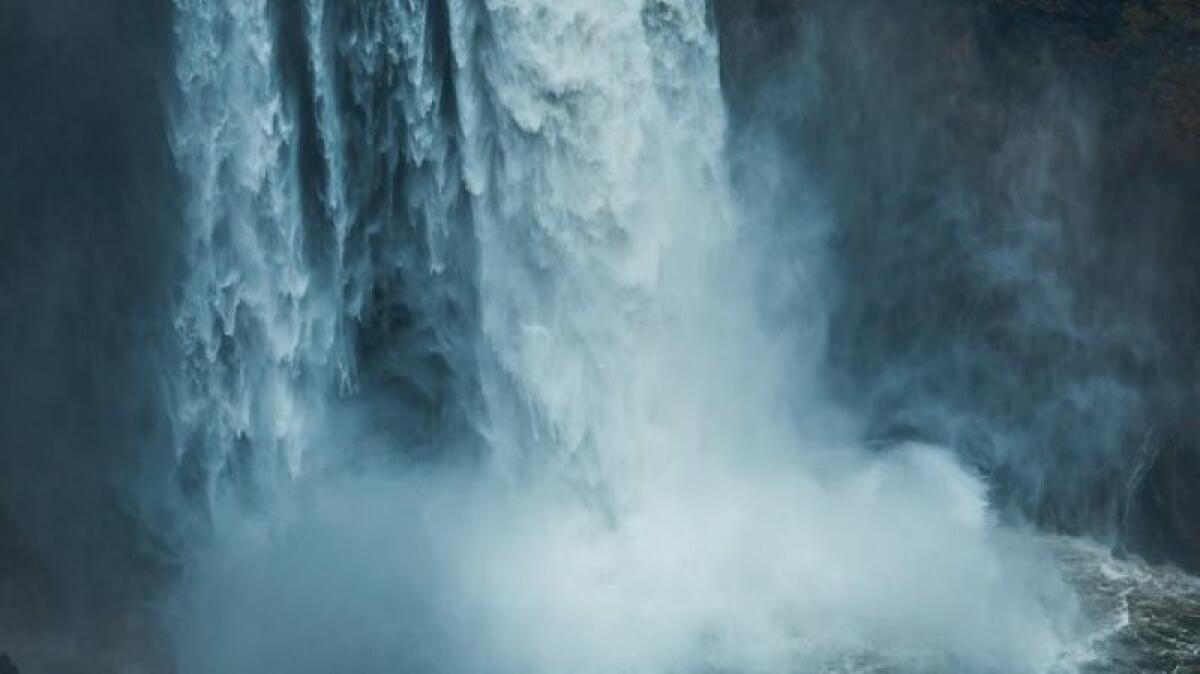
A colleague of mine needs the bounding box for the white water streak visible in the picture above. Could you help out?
[172,0,338,492]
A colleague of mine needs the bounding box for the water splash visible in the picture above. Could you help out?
[167,1,1092,671]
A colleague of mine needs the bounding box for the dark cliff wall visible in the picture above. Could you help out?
[0,0,181,662]
[716,0,1200,570]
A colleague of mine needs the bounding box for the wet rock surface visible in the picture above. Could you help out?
[987,0,1200,152]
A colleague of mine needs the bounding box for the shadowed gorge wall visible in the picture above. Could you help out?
[716,0,1200,570]
[0,0,181,653]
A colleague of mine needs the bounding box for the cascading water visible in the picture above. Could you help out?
[167,1,1101,672]
[172,0,475,491]
[172,0,336,502]
[455,0,741,487]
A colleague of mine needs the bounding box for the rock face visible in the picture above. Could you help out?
[0,0,183,666]
[0,654,17,674]
[990,0,1200,153]
[716,0,1200,571]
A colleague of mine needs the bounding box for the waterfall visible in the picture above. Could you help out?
[171,0,338,502]
[166,2,1090,672]
[171,0,474,498]
[169,0,735,509]
[451,0,740,488]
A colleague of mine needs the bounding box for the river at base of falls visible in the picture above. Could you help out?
[0,536,1196,673]
[825,537,1200,674]
[691,537,1200,674]
[1060,540,1200,674]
